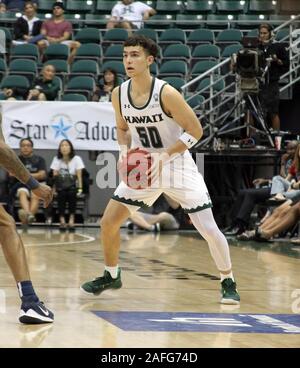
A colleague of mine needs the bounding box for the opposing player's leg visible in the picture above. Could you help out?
[0,205,54,323]
[80,199,131,296]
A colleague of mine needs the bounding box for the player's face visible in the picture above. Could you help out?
[20,140,33,156]
[259,27,271,43]
[123,46,153,77]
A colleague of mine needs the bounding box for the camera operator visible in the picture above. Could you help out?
[257,23,289,131]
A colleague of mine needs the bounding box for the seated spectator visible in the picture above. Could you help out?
[50,139,85,231]
[0,3,6,13]
[39,2,80,64]
[268,141,300,202]
[1,83,29,100]
[238,198,300,241]
[1,0,38,12]
[27,64,59,101]
[93,68,118,102]
[225,140,298,235]
[127,194,181,231]
[9,138,47,224]
[13,1,43,45]
[106,0,156,34]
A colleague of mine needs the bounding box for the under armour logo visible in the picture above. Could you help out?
[124,104,130,109]
[188,139,193,143]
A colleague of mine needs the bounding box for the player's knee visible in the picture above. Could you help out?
[100,215,119,232]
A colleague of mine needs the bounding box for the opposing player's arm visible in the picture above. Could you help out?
[111,87,131,150]
[161,84,203,156]
[0,113,31,184]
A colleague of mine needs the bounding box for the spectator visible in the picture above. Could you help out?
[39,2,80,64]
[1,1,38,11]
[50,139,85,231]
[238,198,300,241]
[127,194,181,231]
[0,3,6,13]
[93,68,119,102]
[106,0,156,34]
[1,82,29,100]
[225,140,298,235]
[9,138,47,224]
[27,64,60,101]
[257,23,289,131]
[13,1,43,45]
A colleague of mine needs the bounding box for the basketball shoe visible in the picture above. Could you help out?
[80,269,122,296]
[221,278,240,305]
[19,297,54,324]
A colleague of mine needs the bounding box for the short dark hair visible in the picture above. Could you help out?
[123,35,158,59]
[20,138,33,147]
[57,139,75,159]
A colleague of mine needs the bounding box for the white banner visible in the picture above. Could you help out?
[1,101,119,151]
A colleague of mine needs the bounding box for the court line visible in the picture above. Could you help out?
[24,232,96,247]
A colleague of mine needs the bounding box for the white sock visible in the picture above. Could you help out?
[220,272,234,282]
[105,265,119,279]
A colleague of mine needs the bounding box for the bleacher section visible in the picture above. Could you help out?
[0,1,299,102]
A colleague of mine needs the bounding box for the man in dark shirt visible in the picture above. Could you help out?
[258,23,289,131]
[12,138,47,224]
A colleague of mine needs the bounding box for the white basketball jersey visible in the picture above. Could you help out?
[120,77,183,153]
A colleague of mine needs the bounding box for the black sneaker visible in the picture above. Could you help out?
[19,300,54,324]
[80,269,122,296]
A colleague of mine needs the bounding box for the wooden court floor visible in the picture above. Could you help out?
[0,227,299,348]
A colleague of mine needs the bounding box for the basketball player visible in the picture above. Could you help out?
[0,114,54,323]
[81,35,240,304]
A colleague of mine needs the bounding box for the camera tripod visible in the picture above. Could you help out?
[196,88,275,149]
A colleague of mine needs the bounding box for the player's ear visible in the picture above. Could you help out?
[147,55,154,66]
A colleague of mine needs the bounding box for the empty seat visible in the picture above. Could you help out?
[187,29,215,47]
[159,28,186,46]
[44,44,69,61]
[162,44,191,62]
[0,75,30,96]
[101,61,125,76]
[191,60,218,78]
[156,0,183,13]
[237,14,269,29]
[216,1,246,14]
[221,43,243,59]
[103,29,128,45]
[65,76,95,100]
[163,77,186,91]
[186,94,205,109]
[216,29,243,45]
[70,60,99,80]
[66,0,94,14]
[74,43,102,63]
[185,0,214,14]
[10,44,39,62]
[9,59,37,84]
[75,28,101,44]
[62,93,88,102]
[145,14,175,29]
[175,14,206,29]
[159,60,188,78]
[247,1,276,14]
[103,44,123,62]
[135,28,158,42]
[191,44,220,66]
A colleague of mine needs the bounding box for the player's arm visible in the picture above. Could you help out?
[161,84,203,156]
[111,87,131,153]
[0,113,31,184]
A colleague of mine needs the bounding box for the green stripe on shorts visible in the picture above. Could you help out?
[112,195,150,208]
[184,202,213,213]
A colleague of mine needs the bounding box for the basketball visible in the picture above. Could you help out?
[118,148,152,189]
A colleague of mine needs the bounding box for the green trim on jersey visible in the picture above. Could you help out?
[112,194,150,208]
[184,202,213,213]
[127,77,155,110]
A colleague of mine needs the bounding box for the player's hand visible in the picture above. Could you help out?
[117,147,139,170]
[146,151,169,185]
[32,184,53,208]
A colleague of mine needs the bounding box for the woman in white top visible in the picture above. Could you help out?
[50,139,85,230]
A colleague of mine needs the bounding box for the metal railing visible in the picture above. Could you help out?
[181,15,300,143]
